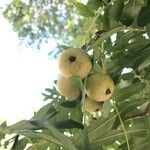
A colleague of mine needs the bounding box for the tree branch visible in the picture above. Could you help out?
[10,134,19,150]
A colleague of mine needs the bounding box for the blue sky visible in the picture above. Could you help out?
[0,2,59,125]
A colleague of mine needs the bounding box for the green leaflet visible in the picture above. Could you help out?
[32,102,58,120]
[10,138,28,150]
[0,122,7,141]
[119,136,150,150]
[75,114,117,146]
[91,128,147,145]
[69,76,83,91]
[16,130,62,146]
[137,4,150,26]
[138,56,150,70]
[109,0,124,27]
[101,100,111,118]
[48,126,77,150]
[91,116,149,147]
[53,119,84,129]
[113,82,146,102]
[7,119,83,132]
[91,26,126,49]
[121,73,134,80]
[60,100,80,108]
[74,2,94,18]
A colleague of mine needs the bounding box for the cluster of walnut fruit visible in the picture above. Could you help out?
[56,48,114,112]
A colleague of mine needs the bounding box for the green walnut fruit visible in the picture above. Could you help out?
[86,72,114,102]
[84,96,102,112]
[58,48,92,79]
[56,75,81,100]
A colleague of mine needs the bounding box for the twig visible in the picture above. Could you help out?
[114,104,130,150]
[84,7,104,44]
[82,77,87,125]
[25,136,38,150]
[81,30,106,50]
[10,134,19,150]
[0,136,15,147]
[124,103,150,121]
[100,42,106,73]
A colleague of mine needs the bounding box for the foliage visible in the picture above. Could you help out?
[1,0,150,149]
[3,0,83,50]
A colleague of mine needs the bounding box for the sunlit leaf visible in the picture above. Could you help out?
[74,2,94,17]
[69,76,83,91]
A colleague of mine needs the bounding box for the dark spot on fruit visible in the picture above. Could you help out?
[106,88,111,95]
[96,108,100,112]
[69,56,76,62]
